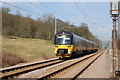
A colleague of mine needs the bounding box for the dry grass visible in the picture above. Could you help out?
[2,52,26,68]
[2,37,55,67]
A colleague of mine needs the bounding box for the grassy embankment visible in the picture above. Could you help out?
[2,36,55,68]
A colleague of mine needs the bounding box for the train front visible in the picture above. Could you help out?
[54,31,74,58]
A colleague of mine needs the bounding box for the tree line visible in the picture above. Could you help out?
[2,8,100,44]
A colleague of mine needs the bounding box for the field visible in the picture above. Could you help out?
[2,36,55,67]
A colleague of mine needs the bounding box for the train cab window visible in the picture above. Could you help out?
[54,35,73,45]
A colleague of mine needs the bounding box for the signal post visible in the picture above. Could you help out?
[110,1,120,77]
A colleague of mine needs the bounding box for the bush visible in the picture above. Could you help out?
[2,52,26,68]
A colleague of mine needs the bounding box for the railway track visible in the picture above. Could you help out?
[1,50,107,79]
[1,58,66,79]
[52,50,107,79]
[30,50,107,80]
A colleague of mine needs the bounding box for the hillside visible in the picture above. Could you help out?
[2,37,54,67]
[2,8,100,43]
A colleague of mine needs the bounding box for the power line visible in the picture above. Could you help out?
[73,0,90,23]
[27,1,68,21]
[2,2,42,17]
[73,0,103,27]
[39,2,68,21]
[27,1,49,14]
[39,2,58,14]
[77,2,93,24]
[76,1,111,28]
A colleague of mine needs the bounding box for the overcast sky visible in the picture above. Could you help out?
[2,1,113,41]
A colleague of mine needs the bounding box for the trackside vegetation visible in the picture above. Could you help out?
[2,37,54,67]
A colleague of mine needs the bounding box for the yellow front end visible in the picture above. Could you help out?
[54,45,74,58]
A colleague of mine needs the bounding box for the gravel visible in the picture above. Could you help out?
[78,50,111,78]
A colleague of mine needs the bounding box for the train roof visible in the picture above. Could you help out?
[56,31,98,45]
[74,34,97,45]
[56,31,73,35]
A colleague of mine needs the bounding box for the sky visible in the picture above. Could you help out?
[2,1,114,41]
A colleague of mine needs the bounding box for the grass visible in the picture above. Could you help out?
[2,36,55,67]
[2,52,26,67]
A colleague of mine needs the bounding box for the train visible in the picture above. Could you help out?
[54,31,99,58]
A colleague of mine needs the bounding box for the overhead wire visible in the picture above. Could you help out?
[73,0,90,23]
[3,1,108,28]
[2,2,42,17]
[77,1,113,29]
[38,2,68,21]
[26,1,69,22]
[3,1,70,26]
[77,1,93,24]
[73,0,105,27]
[27,1,49,14]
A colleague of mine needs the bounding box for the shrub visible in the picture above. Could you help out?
[2,52,26,68]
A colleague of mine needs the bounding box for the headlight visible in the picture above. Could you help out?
[68,46,71,47]
[55,45,58,47]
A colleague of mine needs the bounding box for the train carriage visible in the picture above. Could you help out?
[54,31,99,58]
